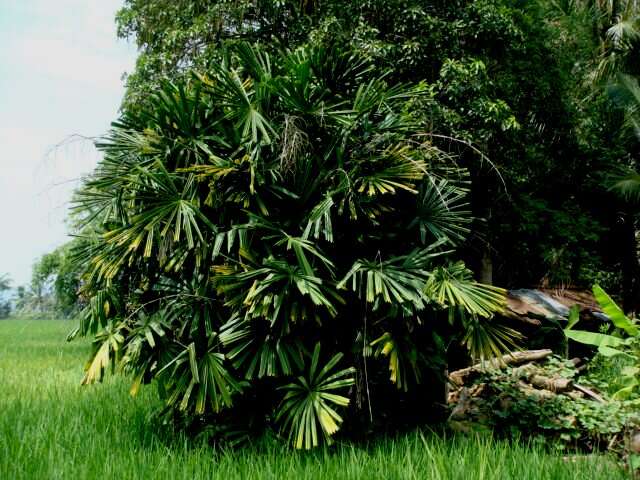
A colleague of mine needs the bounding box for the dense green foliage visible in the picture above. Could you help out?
[0,319,628,479]
[114,0,635,293]
[566,285,640,400]
[14,242,82,317]
[63,0,640,453]
[72,42,515,448]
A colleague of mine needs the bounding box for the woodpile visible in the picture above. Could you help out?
[447,349,604,423]
[448,349,555,387]
[447,349,640,470]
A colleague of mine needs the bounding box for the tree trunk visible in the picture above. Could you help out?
[479,248,493,285]
[621,211,640,314]
[611,0,622,25]
[470,165,495,285]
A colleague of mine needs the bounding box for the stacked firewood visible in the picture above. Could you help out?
[447,349,604,419]
[447,349,640,464]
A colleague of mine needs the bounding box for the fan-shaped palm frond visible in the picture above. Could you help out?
[76,286,123,335]
[410,179,472,245]
[206,65,275,145]
[371,331,426,392]
[142,81,229,168]
[276,344,354,449]
[608,169,640,201]
[216,257,343,324]
[459,314,521,362]
[220,316,305,379]
[605,74,640,202]
[337,244,448,309]
[303,194,335,242]
[423,262,515,360]
[103,168,214,256]
[82,321,124,384]
[424,262,506,318]
[159,340,245,414]
[121,311,170,395]
[606,13,640,50]
[355,145,427,196]
[606,73,640,118]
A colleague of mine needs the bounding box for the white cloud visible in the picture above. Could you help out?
[15,36,128,90]
[0,0,136,285]
[6,0,135,90]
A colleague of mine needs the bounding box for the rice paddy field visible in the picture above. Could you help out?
[0,318,630,479]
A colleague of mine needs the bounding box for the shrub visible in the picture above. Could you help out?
[72,43,512,448]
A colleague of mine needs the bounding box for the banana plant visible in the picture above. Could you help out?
[565,284,640,399]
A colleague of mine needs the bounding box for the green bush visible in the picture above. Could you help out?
[72,43,513,448]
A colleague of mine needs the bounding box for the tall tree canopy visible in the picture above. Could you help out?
[115,0,624,291]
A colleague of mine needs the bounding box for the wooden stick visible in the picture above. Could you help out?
[573,384,605,403]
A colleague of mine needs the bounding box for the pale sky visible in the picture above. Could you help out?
[0,0,136,286]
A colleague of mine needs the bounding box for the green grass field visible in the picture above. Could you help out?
[0,319,629,479]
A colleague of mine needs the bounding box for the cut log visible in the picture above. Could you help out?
[449,349,553,386]
[529,374,573,392]
[576,364,588,374]
[568,357,582,367]
[468,383,487,398]
[516,380,556,399]
[512,362,539,377]
[498,349,554,364]
[566,391,584,400]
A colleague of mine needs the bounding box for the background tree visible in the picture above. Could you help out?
[114,0,622,293]
[0,274,10,293]
[552,0,640,310]
[605,73,640,311]
[15,241,82,317]
[0,274,11,319]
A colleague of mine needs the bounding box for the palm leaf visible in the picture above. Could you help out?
[410,179,472,245]
[219,316,304,379]
[371,331,425,391]
[337,244,448,308]
[276,344,354,449]
[424,263,506,318]
[82,321,124,384]
[159,340,245,414]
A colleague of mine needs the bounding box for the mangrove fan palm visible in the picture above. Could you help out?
[72,43,512,448]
